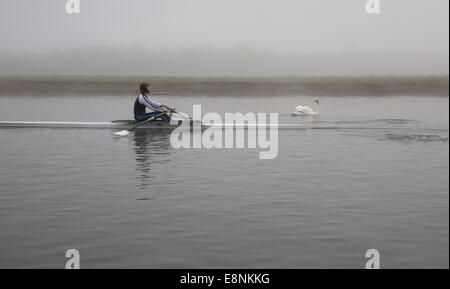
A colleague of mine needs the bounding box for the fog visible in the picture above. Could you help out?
[0,0,448,76]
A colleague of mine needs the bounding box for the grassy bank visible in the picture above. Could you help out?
[0,76,448,97]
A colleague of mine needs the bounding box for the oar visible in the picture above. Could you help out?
[172,112,191,121]
[168,108,193,121]
[113,112,167,137]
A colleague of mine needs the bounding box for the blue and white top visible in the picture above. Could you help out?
[134,93,165,117]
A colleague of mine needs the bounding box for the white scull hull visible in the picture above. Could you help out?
[0,121,304,130]
[0,120,194,129]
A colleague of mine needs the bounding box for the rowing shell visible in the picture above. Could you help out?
[0,121,305,130]
[0,120,205,129]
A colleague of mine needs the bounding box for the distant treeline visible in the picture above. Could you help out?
[0,76,448,97]
[0,46,448,76]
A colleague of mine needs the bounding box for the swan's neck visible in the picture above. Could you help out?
[312,101,319,114]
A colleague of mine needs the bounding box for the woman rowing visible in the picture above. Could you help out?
[134,82,171,122]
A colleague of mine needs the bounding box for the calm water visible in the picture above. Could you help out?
[0,95,448,268]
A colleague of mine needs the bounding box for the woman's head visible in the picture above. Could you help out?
[139,82,150,94]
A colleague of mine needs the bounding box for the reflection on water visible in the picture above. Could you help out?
[132,130,173,190]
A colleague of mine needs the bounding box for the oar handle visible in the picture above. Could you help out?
[131,112,167,130]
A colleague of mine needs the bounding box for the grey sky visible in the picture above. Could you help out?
[0,0,448,76]
[0,0,448,54]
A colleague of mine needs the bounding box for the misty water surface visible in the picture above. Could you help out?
[0,94,448,268]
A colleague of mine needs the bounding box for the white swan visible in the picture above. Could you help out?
[292,98,320,116]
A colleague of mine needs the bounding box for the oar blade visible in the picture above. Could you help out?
[112,113,165,136]
[113,130,130,137]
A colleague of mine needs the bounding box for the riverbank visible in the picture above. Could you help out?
[0,76,448,97]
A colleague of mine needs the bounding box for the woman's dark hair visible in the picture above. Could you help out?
[139,82,150,94]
